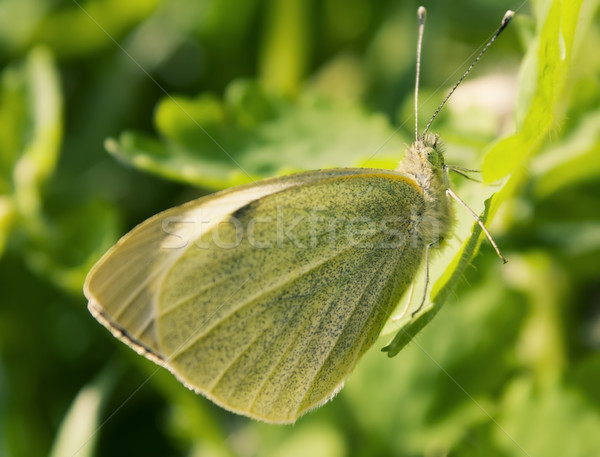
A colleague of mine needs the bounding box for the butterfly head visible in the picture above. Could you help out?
[418,133,445,170]
[397,133,445,179]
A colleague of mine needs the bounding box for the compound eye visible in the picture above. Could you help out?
[427,150,438,166]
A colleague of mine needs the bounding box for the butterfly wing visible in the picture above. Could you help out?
[85,169,426,423]
[85,170,352,357]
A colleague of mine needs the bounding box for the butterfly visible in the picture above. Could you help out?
[84,7,512,423]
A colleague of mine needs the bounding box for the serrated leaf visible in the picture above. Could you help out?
[107,79,406,190]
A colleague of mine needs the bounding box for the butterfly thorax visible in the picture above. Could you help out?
[395,133,452,246]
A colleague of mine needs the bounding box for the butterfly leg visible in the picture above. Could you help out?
[446,188,507,263]
[392,283,415,322]
[412,241,435,317]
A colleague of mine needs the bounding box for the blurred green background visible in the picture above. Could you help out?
[1,0,599,456]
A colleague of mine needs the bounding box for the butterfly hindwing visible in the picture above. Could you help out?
[85,169,426,422]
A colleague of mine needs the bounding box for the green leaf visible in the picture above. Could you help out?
[49,366,117,457]
[346,268,526,454]
[482,0,584,181]
[382,197,496,356]
[383,0,588,356]
[107,79,406,190]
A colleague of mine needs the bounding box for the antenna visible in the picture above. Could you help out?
[420,9,514,139]
[415,6,426,141]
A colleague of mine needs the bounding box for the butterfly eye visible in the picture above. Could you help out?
[426,150,438,166]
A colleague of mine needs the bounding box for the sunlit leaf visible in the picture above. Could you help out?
[383,0,586,356]
[49,368,117,457]
[482,0,585,181]
[107,79,405,190]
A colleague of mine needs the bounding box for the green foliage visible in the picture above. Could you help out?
[482,0,586,181]
[384,0,590,357]
[1,0,600,456]
[0,47,62,254]
[108,80,405,189]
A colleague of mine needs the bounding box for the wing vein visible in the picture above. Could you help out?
[294,243,405,415]
[159,223,354,317]
[168,230,390,358]
[244,248,386,415]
